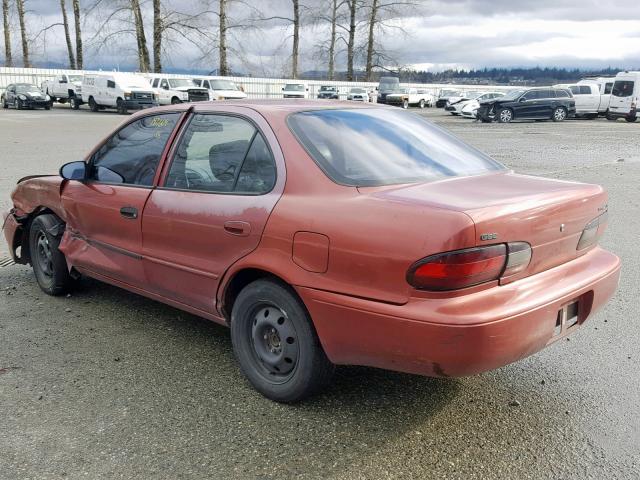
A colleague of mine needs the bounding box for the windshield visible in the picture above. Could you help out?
[499,90,525,101]
[288,109,505,187]
[320,86,336,92]
[210,79,239,90]
[168,78,193,88]
[284,84,305,91]
[16,84,41,93]
[68,75,83,82]
[350,88,366,93]
[612,80,634,97]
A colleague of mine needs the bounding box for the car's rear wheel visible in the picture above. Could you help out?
[498,108,513,123]
[625,116,637,123]
[231,279,334,403]
[552,107,567,122]
[71,97,80,110]
[88,96,99,112]
[419,99,425,109]
[16,98,23,110]
[171,96,182,105]
[402,99,409,109]
[28,214,75,296]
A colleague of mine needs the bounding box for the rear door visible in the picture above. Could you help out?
[141,106,286,314]
[60,112,183,286]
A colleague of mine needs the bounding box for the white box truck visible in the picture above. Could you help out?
[607,71,639,122]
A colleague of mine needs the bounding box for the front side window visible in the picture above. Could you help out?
[165,114,276,194]
[612,80,634,97]
[288,109,505,187]
[604,83,613,94]
[89,113,181,186]
[579,85,592,94]
[152,78,159,88]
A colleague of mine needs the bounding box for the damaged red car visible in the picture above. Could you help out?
[2,101,620,402]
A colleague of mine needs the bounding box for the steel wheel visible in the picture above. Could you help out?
[498,108,513,123]
[552,107,567,122]
[250,305,299,382]
[35,231,54,279]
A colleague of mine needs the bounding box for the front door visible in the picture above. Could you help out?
[141,111,283,314]
[60,112,182,286]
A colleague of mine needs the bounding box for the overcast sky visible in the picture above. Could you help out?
[4,0,640,75]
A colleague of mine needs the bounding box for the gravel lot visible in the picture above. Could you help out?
[1,105,639,480]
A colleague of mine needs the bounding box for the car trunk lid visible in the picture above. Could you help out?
[360,172,608,281]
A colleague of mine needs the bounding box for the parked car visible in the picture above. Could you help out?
[579,77,615,115]
[192,77,247,100]
[146,75,210,104]
[41,73,83,107]
[435,89,462,108]
[376,76,400,104]
[317,85,339,99]
[346,87,368,102]
[444,91,483,112]
[607,71,639,122]
[2,83,51,110]
[3,101,620,402]
[476,87,576,123]
[81,73,158,114]
[385,88,434,108]
[282,83,308,99]
[459,92,505,118]
[446,92,503,115]
[554,82,603,118]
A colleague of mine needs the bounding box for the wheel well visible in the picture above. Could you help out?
[222,268,291,320]
[18,208,62,264]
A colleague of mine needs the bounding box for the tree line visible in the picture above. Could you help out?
[1,0,415,81]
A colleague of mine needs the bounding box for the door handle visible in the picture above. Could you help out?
[120,206,138,219]
[224,221,251,236]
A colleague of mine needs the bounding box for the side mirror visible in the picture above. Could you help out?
[519,97,527,102]
[60,161,87,181]
[281,87,285,91]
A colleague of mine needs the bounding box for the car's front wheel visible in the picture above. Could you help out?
[88,96,99,112]
[231,279,334,403]
[402,99,409,109]
[28,214,75,296]
[498,108,513,123]
[552,107,567,122]
[419,99,425,109]
[16,98,23,110]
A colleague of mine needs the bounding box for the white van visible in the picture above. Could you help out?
[192,77,247,100]
[81,73,157,114]
[146,75,210,105]
[608,71,639,122]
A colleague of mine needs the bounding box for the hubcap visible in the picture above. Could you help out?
[36,232,54,278]
[500,109,512,122]
[250,305,299,380]
[555,109,565,120]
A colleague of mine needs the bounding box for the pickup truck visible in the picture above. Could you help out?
[554,81,607,118]
[41,73,83,107]
[385,88,434,109]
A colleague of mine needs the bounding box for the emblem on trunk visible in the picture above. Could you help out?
[480,233,498,241]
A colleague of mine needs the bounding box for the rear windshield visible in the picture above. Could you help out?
[612,80,634,97]
[288,109,505,187]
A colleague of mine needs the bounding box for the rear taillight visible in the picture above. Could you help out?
[407,242,532,291]
[577,211,608,251]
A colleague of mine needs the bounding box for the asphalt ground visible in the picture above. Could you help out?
[1,104,639,479]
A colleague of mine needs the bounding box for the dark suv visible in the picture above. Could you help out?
[477,87,576,123]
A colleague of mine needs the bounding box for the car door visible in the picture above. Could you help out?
[514,90,538,117]
[141,107,285,314]
[59,112,183,287]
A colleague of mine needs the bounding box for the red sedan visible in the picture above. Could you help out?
[2,101,620,402]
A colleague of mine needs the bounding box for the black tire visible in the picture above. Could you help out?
[497,108,513,123]
[28,214,75,296]
[419,99,425,109]
[16,98,23,110]
[552,106,567,122]
[231,279,334,403]
[2,96,7,108]
[402,99,409,109]
[71,97,80,110]
[480,118,492,123]
[88,96,99,112]
[44,105,51,110]
[625,116,637,123]
[116,98,128,115]
[171,96,182,105]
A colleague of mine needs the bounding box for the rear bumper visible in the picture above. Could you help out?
[299,247,620,377]
[607,106,637,119]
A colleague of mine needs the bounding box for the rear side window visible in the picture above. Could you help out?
[165,114,276,194]
[555,89,570,98]
[288,109,505,187]
[90,113,180,186]
[579,86,592,94]
[612,80,634,97]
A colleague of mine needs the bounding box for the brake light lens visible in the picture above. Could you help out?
[407,242,532,291]
[577,211,608,250]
